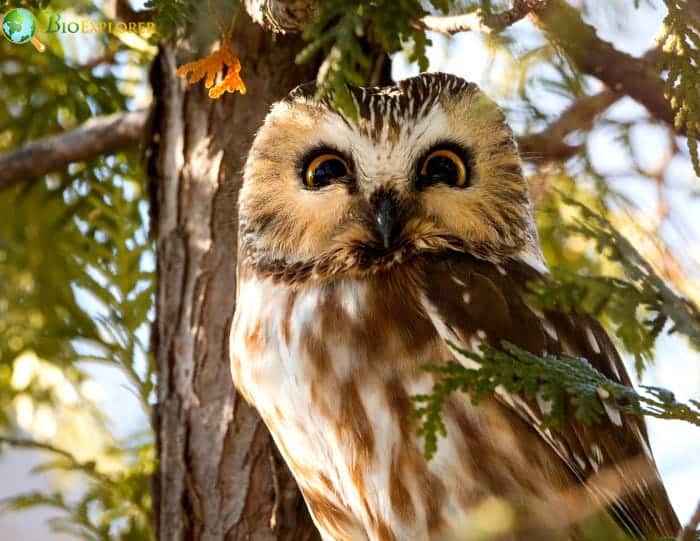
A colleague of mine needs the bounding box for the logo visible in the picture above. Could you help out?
[45,14,156,36]
[1,9,156,52]
[1,8,45,52]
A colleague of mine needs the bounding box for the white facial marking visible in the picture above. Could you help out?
[536,391,553,416]
[585,327,601,354]
[633,425,654,459]
[528,305,545,320]
[603,401,623,427]
[468,336,483,355]
[314,105,453,197]
[339,280,367,320]
[590,444,604,471]
[542,320,558,341]
[515,250,548,274]
[573,453,588,470]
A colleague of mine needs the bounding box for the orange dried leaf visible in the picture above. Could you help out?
[176,42,246,99]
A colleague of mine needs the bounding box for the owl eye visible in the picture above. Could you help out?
[304,153,350,189]
[419,148,470,188]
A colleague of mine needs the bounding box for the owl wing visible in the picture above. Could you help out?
[419,253,680,538]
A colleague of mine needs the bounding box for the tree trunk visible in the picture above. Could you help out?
[150,9,321,540]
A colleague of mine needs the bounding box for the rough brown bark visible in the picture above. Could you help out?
[150,9,321,540]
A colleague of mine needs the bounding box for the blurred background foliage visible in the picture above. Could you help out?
[0,0,698,539]
[0,0,155,536]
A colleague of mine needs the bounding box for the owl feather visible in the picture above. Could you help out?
[231,73,679,541]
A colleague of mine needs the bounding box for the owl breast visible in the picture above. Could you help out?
[230,267,567,541]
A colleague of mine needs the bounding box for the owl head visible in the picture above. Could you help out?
[239,73,541,283]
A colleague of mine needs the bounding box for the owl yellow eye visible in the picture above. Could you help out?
[304,153,350,189]
[419,148,469,188]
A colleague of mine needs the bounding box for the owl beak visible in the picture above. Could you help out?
[371,190,401,250]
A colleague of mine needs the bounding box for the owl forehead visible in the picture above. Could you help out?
[281,73,483,182]
[319,104,450,181]
[348,81,445,142]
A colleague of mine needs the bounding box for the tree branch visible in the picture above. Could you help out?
[517,88,622,164]
[419,0,547,34]
[527,0,680,134]
[0,90,623,190]
[0,109,148,191]
[516,47,659,164]
[422,0,682,137]
[679,500,700,541]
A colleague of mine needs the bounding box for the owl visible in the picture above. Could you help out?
[230,73,679,540]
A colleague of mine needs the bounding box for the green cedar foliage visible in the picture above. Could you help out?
[0,435,154,541]
[0,156,156,538]
[659,0,700,175]
[412,340,700,460]
[531,197,700,374]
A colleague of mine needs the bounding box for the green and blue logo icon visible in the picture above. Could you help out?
[1,7,45,51]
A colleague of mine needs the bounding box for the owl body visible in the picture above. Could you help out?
[231,73,679,540]
[231,266,571,540]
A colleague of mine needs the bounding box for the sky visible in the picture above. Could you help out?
[0,0,698,537]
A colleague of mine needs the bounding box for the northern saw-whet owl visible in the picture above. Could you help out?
[231,73,679,540]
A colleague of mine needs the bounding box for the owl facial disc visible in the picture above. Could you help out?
[239,72,542,283]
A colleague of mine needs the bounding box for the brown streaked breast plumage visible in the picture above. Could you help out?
[231,253,678,540]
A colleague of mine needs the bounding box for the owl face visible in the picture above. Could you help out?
[239,73,538,282]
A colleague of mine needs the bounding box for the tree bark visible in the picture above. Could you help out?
[150,9,321,540]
